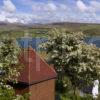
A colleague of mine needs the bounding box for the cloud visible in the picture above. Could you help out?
[76,0,87,12]
[76,0,100,13]
[0,0,33,24]
[0,13,6,22]
[59,4,67,11]
[47,3,57,11]
[0,0,100,24]
[32,2,68,12]
[0,0,69,24]
[3,0,16,13]
[0,10,34,24]
[90,1,100,12]
[32,2,57,12]
[31,1,69,23]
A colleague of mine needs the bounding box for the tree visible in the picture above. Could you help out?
[42,30,100,96]
[0,38,29,100]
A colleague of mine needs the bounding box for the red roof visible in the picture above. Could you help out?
[18,47,57,85]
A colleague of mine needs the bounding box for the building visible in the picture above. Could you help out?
[15,47,57,100]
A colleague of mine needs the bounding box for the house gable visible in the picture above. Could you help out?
[18,47,57,85]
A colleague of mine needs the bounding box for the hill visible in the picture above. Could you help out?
[0,22,100,38]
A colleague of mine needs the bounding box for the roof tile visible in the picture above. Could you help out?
[18,47,57,85]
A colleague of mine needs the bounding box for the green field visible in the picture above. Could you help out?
[0,22,100,39]
[48,22,100,36]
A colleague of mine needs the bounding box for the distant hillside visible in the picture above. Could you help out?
[46,22,100,35]
[0,22,100,37]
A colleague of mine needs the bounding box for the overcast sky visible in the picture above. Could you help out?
[0,0,100,24]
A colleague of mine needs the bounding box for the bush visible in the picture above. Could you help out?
[56,76,72,93]
[59,93,93,100]
[0,38,29,100]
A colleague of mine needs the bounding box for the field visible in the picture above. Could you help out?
[0,22,100,39]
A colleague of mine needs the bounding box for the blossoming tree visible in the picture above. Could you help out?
[0,38,28,100]
[42,29,100,97]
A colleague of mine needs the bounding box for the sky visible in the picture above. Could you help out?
[0,0,100,24]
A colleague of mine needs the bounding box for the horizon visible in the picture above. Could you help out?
[0,0,100,24]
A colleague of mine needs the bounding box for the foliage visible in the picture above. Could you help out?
[0,83,30,100]
[59,93,93,100]
[0,38,28,100]
[56,75,72,93]
[42,30,100,92]
[0,83,15,100]
[83,29,100,36]
[0,38,22,82]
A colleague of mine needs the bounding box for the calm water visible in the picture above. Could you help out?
[17,36,100,51]
[85,36,100,47]
[17,38,47,51]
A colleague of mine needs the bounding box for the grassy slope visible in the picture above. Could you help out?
[48,22,100,36]
[0,23,50,38]
[0,22,100,39]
